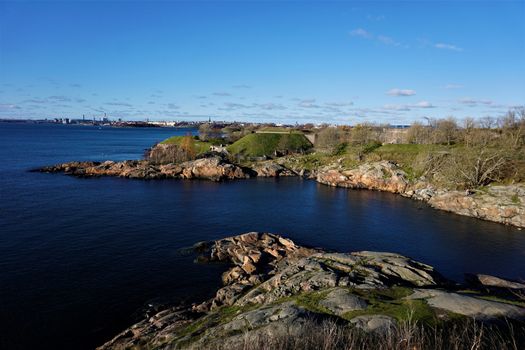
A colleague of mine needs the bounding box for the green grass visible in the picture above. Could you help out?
[511,194,521,204]
[278,287,438,325]
[257,127,303,133]
[227,133,313,157]
[294,290,333,314]
[160,136,212,154]
[371,144,452,165]
[341,287,438,324]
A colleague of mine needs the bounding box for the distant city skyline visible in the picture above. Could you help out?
[0,1,524,124]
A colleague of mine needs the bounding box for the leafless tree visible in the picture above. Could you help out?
[449,148,507,188]
[499,107,525,148]
[406,121,430,144]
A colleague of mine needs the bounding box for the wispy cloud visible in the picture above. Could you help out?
[297,98,321,108]
[383,104,410,111]
[383,100,434,111]
[325,101,354,107]
[377,35,402,47]
[0,103,21,110]
[48,95,72,102]
[213,92,231,97]
[22,98,47,104]
[350,28,373,39]
[387,88,416,96]
[459,97,492,106]
[167,103,179,109]
[105,101,133,107]
[70,83,82,88]
[257,103,286,110]
[367,14,385,21]
[413,101,434,108]
[443,84,463,89]
[219,102,251,111]
[434,43,463,52]
[350,28,404,47]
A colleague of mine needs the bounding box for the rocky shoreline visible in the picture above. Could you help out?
[35,155,525,228]
[98,233,525,349]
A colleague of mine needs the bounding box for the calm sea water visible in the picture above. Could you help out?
[1,123,524,350]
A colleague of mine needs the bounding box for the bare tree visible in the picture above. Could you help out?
[479,115,497,129]
[448,148,507,188]
[406,121,430,144]
[350,123,376,145]
[316,127,346,151]
[499,107,525,148]
[433,117,458,145]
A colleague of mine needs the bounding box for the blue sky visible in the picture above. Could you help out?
[0,1,524,124]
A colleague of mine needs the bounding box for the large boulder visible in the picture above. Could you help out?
[407,289,525,320]
[251,161,296,177]
[319,288,368,315]
[316,161,409,193]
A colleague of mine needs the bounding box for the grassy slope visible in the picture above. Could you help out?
[227,133,313,157]
[160,136,211,154]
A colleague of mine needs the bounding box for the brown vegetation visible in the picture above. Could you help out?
[194,318,524,350]
[148,134,198,164]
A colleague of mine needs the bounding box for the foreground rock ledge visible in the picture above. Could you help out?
[98,233,525,350]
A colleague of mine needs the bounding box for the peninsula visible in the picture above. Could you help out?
[37,114,525,228]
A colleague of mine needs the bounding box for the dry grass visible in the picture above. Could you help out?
[194,317,524,350]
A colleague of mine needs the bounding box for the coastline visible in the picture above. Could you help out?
[35,155,525,229]
[97,232,525,349]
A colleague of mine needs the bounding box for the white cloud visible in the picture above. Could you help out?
[383,104,411,111]
[325,101,354,107]
[350,28,405,47]
[0,103,20,110]
[298,98,321,108]
[377,35,401,47]
[257,103,286,110]
[387,88,416,96]
[434,43,463,52]
[105,101,133,107]
[350,28,373,39]
[413,101,434,108]
[383,100,434,111]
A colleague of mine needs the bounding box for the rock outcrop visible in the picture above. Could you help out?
[316,161,409,193]
[98,233,525,350]
[315,161,525,228]
[251,161,296,177]
[36,156,253,181]
[427,185,525,227]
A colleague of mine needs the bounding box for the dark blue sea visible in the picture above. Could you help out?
[1,122,524,349]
